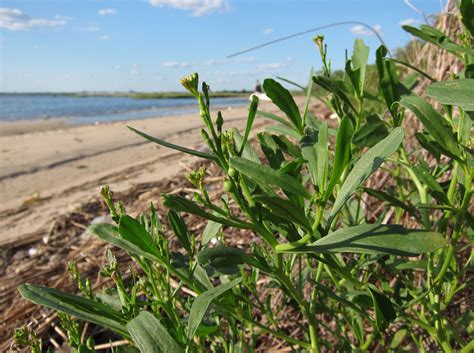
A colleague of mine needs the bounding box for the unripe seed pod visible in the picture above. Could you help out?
[223,180,232,192]
[228,167,236,177]
[216,111,224,129]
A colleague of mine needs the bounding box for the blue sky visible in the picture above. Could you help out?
[1,0,442,92]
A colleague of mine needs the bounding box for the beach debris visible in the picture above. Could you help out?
[90,214,113,225]
[21,193,43,207]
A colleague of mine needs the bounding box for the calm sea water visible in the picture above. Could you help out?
[0,94,248,125]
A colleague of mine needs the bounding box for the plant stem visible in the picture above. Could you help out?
[274,269,321,352]
[434,166,472,284]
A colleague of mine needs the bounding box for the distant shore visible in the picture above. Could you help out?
[0,91,249,99]
[0,94,249,125]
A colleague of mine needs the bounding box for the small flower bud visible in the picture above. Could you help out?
[313,35,324,50]
[180,72,199,97]
[216,111,224,130]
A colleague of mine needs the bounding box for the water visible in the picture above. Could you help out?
[0,94,248,125]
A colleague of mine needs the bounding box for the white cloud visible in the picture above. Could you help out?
[258,63,287,71]
[207,58,231,65]
[258,62,287,71]
[257,57,293,72]
[263,27,273,35]
[98,34,110,40]
[148,0,229,16]
[0,8,70,31]
[114,65,121,70]
[99,8,117,16]
[399,18,420,26]
[234,56,256,63]
[85,25,99,32]
[350,24,382,36]
[130,64,140,76]
[162,61,179,67]
[161,61,193,68]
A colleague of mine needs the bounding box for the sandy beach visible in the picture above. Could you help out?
[0,99,288,247]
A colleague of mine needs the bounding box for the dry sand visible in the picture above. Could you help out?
[0,100,286,247]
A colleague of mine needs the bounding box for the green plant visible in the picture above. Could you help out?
[17,3,473,352]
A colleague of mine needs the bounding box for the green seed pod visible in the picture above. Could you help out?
[216,111,224,131]
[200,128,215,151]
[223,180,232,192]
[228,167,236,177]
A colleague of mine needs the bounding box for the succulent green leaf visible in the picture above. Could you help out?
[257,110,294,129]
[427,79,474,111]
[363,187,419,220]
[197,246,243,271]
[127,312,184,353]
[276,75,306,90]
[400,95,460,157]
[258,132,285,169]
[390,329,408,349]
[415,132,441,160]
[325,117,354,200]
[201,220,222,246]
[411,164,450,205]
[89,223,162,263]
[253,195,312,231]
[278,224,446,256]
[402,25,474,56]
[239,95,259,155]
[233,128,260,163]
[229,156,311,199]
[368,284,396,331]
[273,134,303,158]
[265,124,301,139]
[119,215,160,257]
[163,195,252,229]
[128,126,217,161]
[19,284,129,338]
[188,277,242,341]
[312,76,356,113]
[193,264,214,290]
[460,0,474,36]
[263,78,302,131]
[167,211,192,254]
[328,127,404,227]
[352,39,370,97]
[300,127,319,187]
[353,114,389,148]
[316,122,329,192]
[376,46,401,125]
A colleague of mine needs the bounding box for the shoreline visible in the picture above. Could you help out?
[0,98,296,246]
[0,96,248,134]
[0,105,245,137]
[0,118,69,137]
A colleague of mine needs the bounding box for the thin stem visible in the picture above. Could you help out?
[274,269,320,352]
[434,167,472,284]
